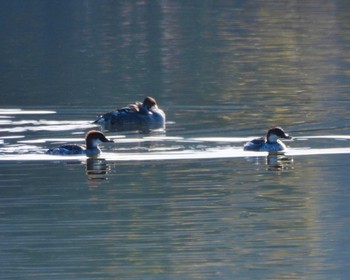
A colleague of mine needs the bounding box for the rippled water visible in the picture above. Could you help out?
[1,1,350,279]
[1,108,350,279]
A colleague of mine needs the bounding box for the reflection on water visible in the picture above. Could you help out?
[266,154,294,171]
[1,154,350,278]
[86,158,109,181]
[246,154,295,172]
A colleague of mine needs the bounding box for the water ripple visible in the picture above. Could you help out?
[0,109,56,115]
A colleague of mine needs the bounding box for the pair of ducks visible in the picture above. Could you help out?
[46,97,292,155]
[47,96,165,155]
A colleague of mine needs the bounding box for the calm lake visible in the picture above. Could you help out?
[1,1,350,279]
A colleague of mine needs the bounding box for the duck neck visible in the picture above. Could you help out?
[85,147,101,156]
[86,139,99,150]
[266,134,278,144]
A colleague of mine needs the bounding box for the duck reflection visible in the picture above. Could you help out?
[246,152,294,171]
[85,157,110,181]
[266,152,294,171]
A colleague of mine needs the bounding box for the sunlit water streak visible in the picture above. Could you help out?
[0,109,56,115]
[1,115,350,162]
[1,141,350,162]
[0,120,96,133]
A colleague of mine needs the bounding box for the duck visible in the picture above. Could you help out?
[94,96,166,131]
[46,130,113,156]
[243,127,292,152]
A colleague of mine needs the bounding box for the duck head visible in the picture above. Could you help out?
[266,127,292,143]
[142,96,158,110]
[85,130,113,149]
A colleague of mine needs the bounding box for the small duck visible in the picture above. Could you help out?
[244,127,292,152]
[46,130,113,156]
[94,96,166,131]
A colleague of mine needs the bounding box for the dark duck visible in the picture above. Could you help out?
[243,127,292,152]
[46,130,113,156]
[94,96,166,132]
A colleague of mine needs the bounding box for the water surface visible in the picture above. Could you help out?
[1,1,350,279]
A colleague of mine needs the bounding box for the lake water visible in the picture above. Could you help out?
[1,1,350,279]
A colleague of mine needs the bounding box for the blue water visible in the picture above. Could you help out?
[1,1,350,279]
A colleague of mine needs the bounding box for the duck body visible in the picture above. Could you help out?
[46,144,87,155]
[46,130,112,156]
[243,137,288,152]
[94,96,165,131]
[244,127,292,152]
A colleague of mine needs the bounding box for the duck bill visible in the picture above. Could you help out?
[101,136,114,143]
[283,134,292,140]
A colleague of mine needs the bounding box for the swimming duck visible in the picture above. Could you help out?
[243,127,292,152]
[46,130,113,156]
[94,96,166,131]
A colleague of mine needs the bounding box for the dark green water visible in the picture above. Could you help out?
[1,1,350,279]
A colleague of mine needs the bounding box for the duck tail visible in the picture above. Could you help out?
[93,115,105,124]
